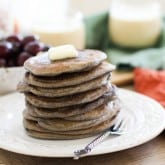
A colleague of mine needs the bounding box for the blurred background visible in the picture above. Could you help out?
[11,0,165,16]
[71,0,165,15]
[1,0,165,33]
[0,0,165,106]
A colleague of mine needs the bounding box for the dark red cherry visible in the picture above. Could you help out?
[22,35,39,46]
[6,35,22,44]
[17,52,32,66]
[0,58,7,67]
[0,41,13,58]
[24,41,44,55]
[7,58,16,67]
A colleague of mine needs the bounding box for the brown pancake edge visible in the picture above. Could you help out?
[25,84,111,108]
[24,49,112,76]
[24,98,120,122]
[18,73,110,97]
[24,116,117,140]
[23,100,120,137]
[26,89,118,118]
[23,98,120,132]
[24,62,115,88]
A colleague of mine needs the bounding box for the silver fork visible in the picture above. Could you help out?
[73,119,124,159]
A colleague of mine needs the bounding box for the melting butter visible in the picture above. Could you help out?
[48,45,78,61]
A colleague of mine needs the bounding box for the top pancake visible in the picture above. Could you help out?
[24,49,108,76]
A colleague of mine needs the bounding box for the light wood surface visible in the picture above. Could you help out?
[111,71,134,86]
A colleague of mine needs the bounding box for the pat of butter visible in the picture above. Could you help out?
[48,45,78,61]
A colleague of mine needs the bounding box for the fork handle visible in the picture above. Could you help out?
[74,131,110,159]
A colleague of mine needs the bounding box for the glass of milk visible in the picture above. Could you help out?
[32,10,85,49]
[30,0,85,49]
[109,0,162,48]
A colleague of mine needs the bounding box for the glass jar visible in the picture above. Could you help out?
[109,0,162,48]
[32,9,85,49]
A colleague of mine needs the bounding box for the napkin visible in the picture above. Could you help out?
[84,12,165,70]
[134,68,165,107]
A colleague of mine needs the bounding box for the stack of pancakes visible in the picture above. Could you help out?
[18,49,121,140]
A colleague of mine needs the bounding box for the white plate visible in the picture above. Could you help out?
[0,89,164,158]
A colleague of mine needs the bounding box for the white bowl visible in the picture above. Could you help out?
[0,67,25,95]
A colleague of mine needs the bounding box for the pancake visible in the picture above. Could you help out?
[37,106,117,132]
[23,110,38,121]
[24,98,120,121]
[24,62,114,88]
[25,84,111,108]
[24,100,119,132]
[23,119,51,133]
[23,108,113,132]
[18,73,110,97]
[24,49,110,76]
[26,90,116,118]
[24,114,117,135]
[65,99,120,121]
[24,117,116,140]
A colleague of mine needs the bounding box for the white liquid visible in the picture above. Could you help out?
[109,1,162,48]
[32,17,85,49]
